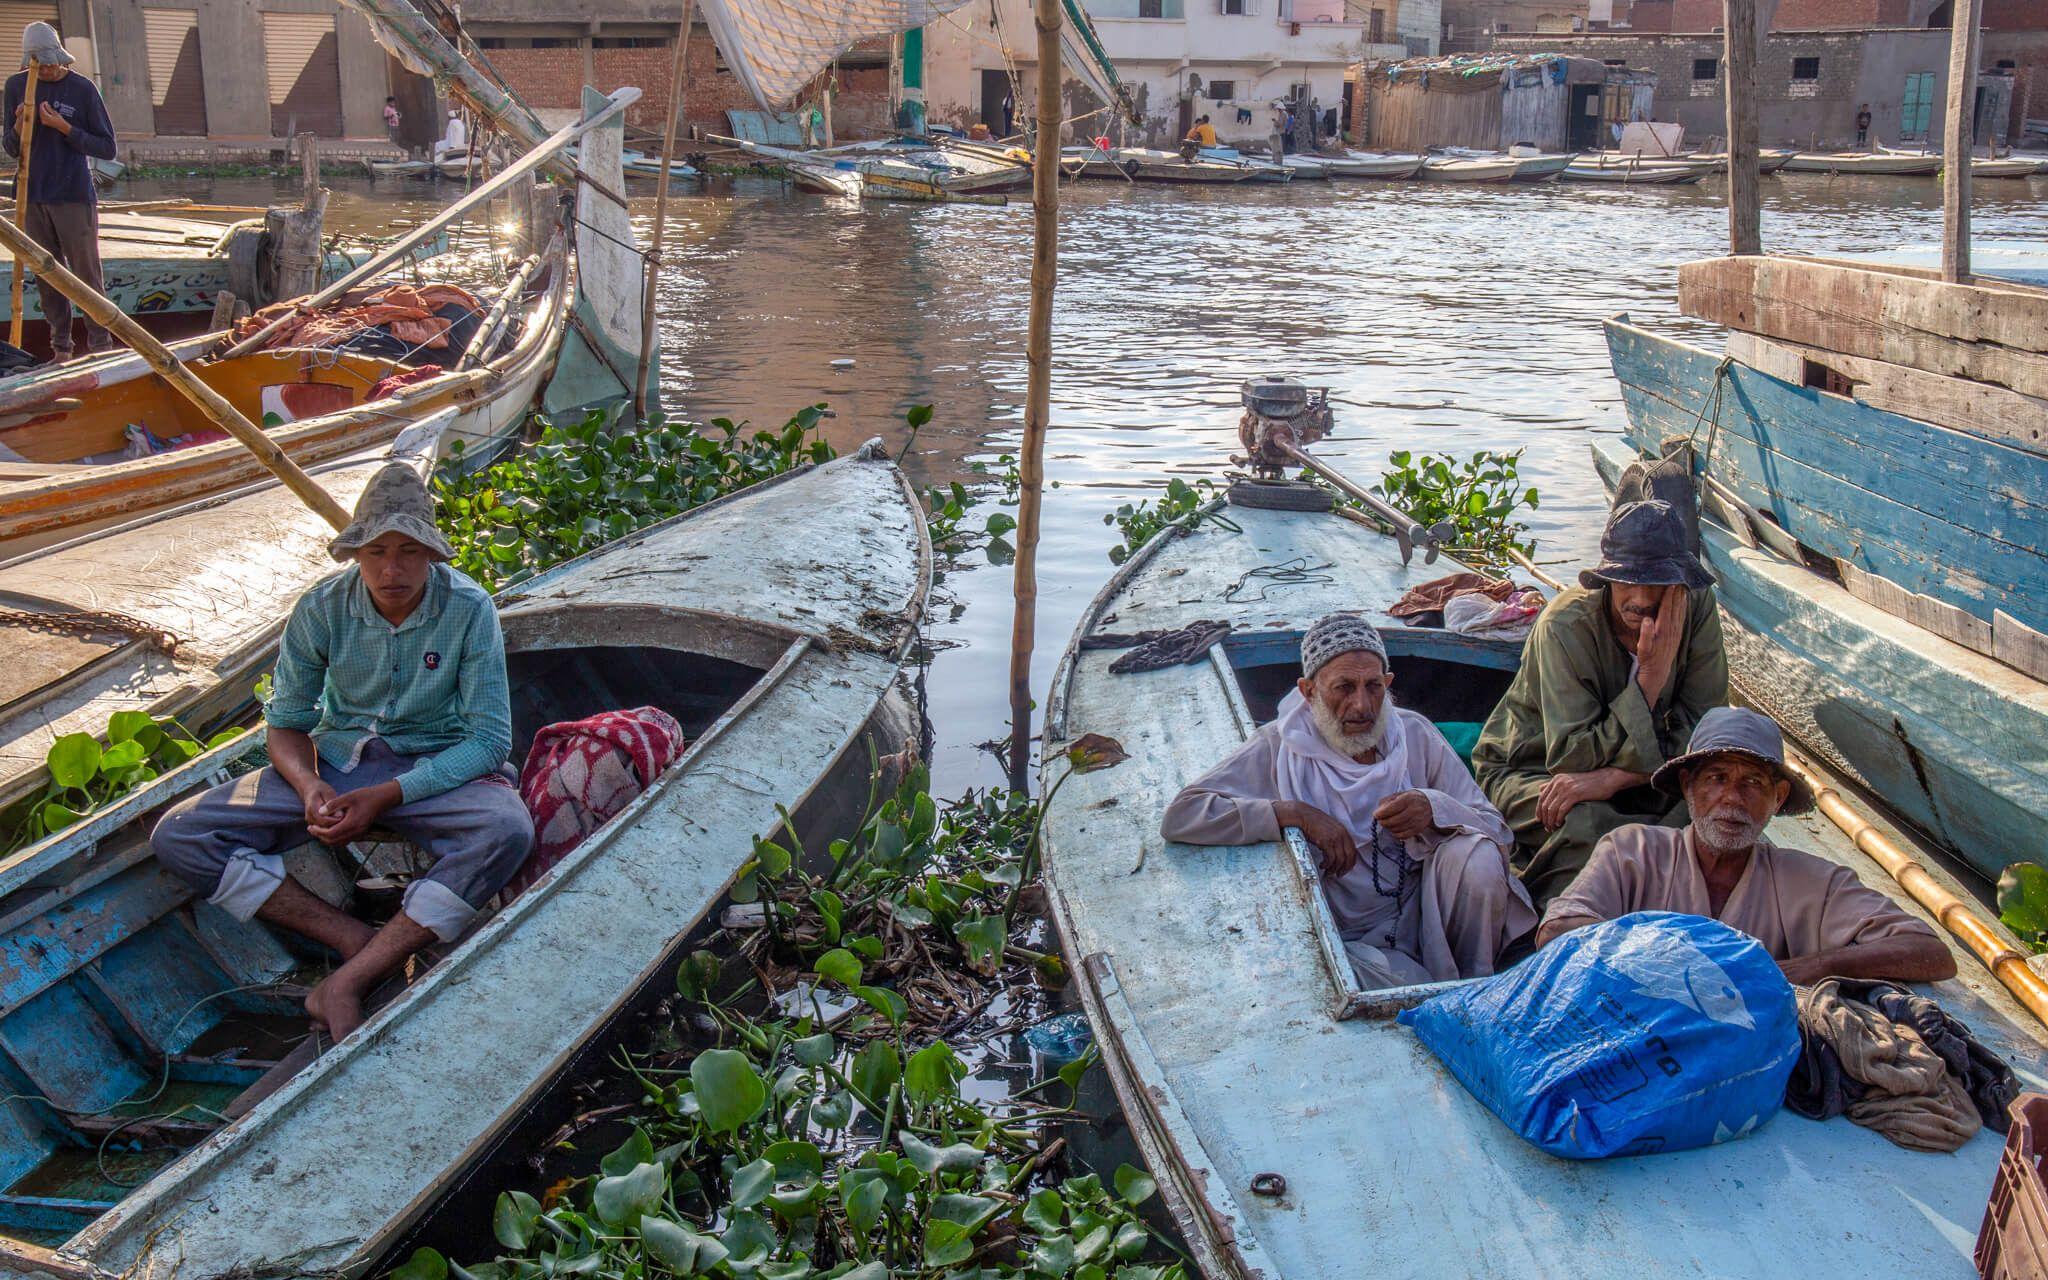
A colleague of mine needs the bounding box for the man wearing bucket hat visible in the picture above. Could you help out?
[1472,498,1730,908]
[3,22,117,360]
[1535,708,1953,984]
[153,464,533,1040]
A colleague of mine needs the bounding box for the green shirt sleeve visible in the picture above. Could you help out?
[264,591,330,734]
[1663,587,1730,756]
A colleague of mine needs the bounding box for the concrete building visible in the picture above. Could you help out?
[922,0,1437,149]
[0,0,438,159]
[1357,49,1654,150]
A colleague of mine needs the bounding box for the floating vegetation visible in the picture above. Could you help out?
[1,713,240,853]
[1103,478,1228,565]
[392,745,1180,1280]
[1372,449,1539,569]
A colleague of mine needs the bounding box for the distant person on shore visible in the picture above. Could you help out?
[433,107,467,162]
[383,96,402,146]
[152,466,534,1041]
[1472,497,1729,907]
[3,22,116,361]
[1185,114,1217,148]
[1856,104,1872,149]
[1002,90,1015,138]
[1268,98,1288,159]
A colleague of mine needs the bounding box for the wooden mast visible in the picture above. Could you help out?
[9,73,36,347]
[1009,0,1063,793]
[0,213,350,530]
[636,0,695,417]
[1941,0,1982,283]
[1720,0,1761,255]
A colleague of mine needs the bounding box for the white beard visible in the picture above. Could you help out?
[1310,693,1394,761]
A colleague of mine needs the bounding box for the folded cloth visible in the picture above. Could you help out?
[1081,620,1232,674]
[1389,573,1518,622]
[227,283,485,358]
[366,363,444,402]
[509,707,686,897]
[1833,977,2019,1131]
[1795,978,1982,1152]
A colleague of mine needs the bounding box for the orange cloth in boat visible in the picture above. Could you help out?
[227,283,484,354]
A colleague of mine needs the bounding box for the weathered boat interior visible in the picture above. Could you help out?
[0,633,774,1248]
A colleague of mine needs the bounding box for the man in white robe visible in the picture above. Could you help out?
[1161,613,1537,988]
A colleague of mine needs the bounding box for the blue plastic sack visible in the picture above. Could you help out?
[1398,912,1800,1159]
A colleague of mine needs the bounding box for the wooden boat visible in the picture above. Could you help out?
[789,161,866,197]
[1418,154,1519,183]
[366,157,435,179]
[1058,145,1133,180]
[1967,156,2042,179]
[1781,150,1940,175]
[0,444,929,1279]
[1562,155,1714,184]
[621,149,699,180]
[1507,151,1571,182]
[1196,148,1294,182]
[1587,148,1794,174]
[1280,156,1332,180]
[1316,150,1425,179]
[1119,149,1254,184]
[434,148,493,181]
[1039,488,2048,1279]
[0,229,570,555]
[1605,305,2048,882]
[716,134,1024,196]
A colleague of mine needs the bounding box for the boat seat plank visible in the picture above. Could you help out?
[0,981,150,1116]
[0,629,126,714]
[84,917,241,1057]
[0,865,193,1020]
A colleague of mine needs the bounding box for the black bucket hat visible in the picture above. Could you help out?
[1650,707,1816,816]
[1578,498,1712,592]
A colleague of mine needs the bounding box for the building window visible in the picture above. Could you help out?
[594,36,669,48]
[530,36,575,48]
[1692,58,1717,80]
[1219,0,1251,12]
[1792,56,1820,81]
[1207,79,1236,100]
[1368,8,1383,42]
[1139,0,1164,15]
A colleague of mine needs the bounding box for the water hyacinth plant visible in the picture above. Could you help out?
[1371,449,1539,569]
[1103,477,1230,566]
[0,712,240,853]
[392,752,1180,1280]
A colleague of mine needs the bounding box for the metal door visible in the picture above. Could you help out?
[1901,71,1933,139]
[144,8,206,137]
[262,11,342,138]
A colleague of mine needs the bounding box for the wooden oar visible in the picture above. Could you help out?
[9,73,36,347]
[0,212,350,530]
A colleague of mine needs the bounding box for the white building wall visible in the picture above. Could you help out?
[1394,0,1441,56]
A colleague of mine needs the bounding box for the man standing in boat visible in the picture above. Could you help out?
[1536,708,1954,984]
[152,465,534,1041]
[1161,614,1537,988]
[3,22,116,361]
[1472,498,1727,907]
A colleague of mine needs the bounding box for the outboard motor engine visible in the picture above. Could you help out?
[1237,375,1333,479]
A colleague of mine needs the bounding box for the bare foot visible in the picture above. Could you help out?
[305,975,366,1041]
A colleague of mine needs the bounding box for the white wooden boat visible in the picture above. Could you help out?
[1120,149,1254,184]
[0,445,929,1279]
[1059,145,1132,180]
[1587,148,1793,174]
[621,149,699,180]
[1040,489,2048,1280]
[1418,155,1519,183]
[1969,156,2042,179]
[1507,151,1571,182]
[366,157,434,178]
[1781,150,1940,175]
[1562,154,1714,184]
[789,161,865,197]
[1279,156,1332,180]
[434,148,493,181]
[717,134,1023,197]
[1317,150,1425,179]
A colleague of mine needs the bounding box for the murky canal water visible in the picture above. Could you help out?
[125,171,2048,791]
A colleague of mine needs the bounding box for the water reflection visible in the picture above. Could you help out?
[115,171,2048,790]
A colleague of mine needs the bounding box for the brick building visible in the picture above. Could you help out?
[458,2,895,141]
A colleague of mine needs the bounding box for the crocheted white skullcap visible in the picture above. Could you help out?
[1300,613,1388,679]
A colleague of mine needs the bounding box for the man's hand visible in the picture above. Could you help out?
[307,780,403,846]
[35,102,66,134]
[1635,583,1688,704]
[1536,767,1640,830]
[297,779,340,829]
[1276,800,1360,878]
[1374,790,1439,842]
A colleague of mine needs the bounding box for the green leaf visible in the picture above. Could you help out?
[846,933,886,959]
[592,1160,666,1228]
[764,1139,824,1180]
[390,1247,449,1280]
[1076,1224,1113,1264]
[492,1190,539,1250]
[106,711,154,744]
[754,837,792,879]
[2001,862,2048,940]
[853,984,906,1027]
[675,949,722,1002]
[810,1089,852,1128]
[1113,1165,1157,1206]
[46,733,101,790]
[792,1032,835,1067]
[922,1219,975,1269]
[730,1157,775,1209]
[810,889,844,943]
[813,948,862,988]
[1112,1222,1149,1260]
[1029,1233,1076,1278]
[641,1217,713,1274]
[906,403,934,428]
[904,1041,965,1107]
[849,1040,900,1105]
[953,915,1006,976]
[985,512,1017,537]
[1023,1187,1064,1234]
[690,1049,767,1135]
[38,801,84,835]
[204,728,245,749]
[719,1210,777,1273]
[899,1132,983,1176]
[931,1192,996,1226]
[840,1174,889,1236]
[600,1127,655,1176]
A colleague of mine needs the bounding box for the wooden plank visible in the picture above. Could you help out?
[1728,331,2048,454]
[1996,610,2048,684]
[1838,560,1994,653]
[1942,0,1982,282]
[1722,0,1761,255]
[1677,255,2048,399]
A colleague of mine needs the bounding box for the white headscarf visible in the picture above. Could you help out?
[1271,687,1411,833]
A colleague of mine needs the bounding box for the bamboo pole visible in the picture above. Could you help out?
[1720,0,1761,255]
[1009,0,1063,795]
[635,0,694,418]
[1783,753,2048,1030]
[10,72,36,347]
[1941,0,1982,283]
[0,213,350,530]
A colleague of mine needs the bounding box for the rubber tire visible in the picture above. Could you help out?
[1227,479,1335,512]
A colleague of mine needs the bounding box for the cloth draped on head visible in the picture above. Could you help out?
[1300,611,1388,680]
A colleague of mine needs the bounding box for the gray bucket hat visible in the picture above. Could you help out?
[1651,706,1815,816]
[1578,498,1712,592]
[21,22,73,68]
[1301,612,1389,679]
[327,462,454,562]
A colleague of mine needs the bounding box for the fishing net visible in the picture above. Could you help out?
[695,0,975,111]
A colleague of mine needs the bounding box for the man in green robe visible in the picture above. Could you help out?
[1473,498,1728,907]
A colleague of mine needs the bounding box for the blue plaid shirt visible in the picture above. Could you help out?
[265,563,511,803]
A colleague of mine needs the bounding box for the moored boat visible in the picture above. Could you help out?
[1506,151,1571,182]
[1058,144,1133,180]
[0,443,930,1280]
[1418,154,1519,183]
[1562,154,1714,184]
[1040,482,2048,1280]
[366,157,434,178]
[1119,148,1254,184]
[1781,150,1940,175]
[1316,149,1425,179]
[1279,155,1332,179]
[621,149,699,179]
[1196,147,1293,181]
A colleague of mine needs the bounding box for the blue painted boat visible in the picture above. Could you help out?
[1604,316,2048,881]
[1040,490,2048,1278]
[0,448,928,1279]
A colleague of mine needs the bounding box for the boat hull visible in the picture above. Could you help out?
[1781,152,1940,174]
[1320,153,1425,178]
[1418,158,1518,182]
[1562,160,1711,183]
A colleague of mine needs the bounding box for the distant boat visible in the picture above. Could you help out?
[0,445,929,1280]
[1280,155,1334,180]
[621,149,699,180]
[1586,147,1794,174]
[1118,148,1254,183]
[1418,154,1519,183]
[1058,145,1133,179]
[1562,154,1713,184]
[1780,150,1940,175]
[433,147,494,180]
[1040,480,2048,1280]
[1316,150,1426,179]
[366,157,434,178]
[1196,147,1294,181]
